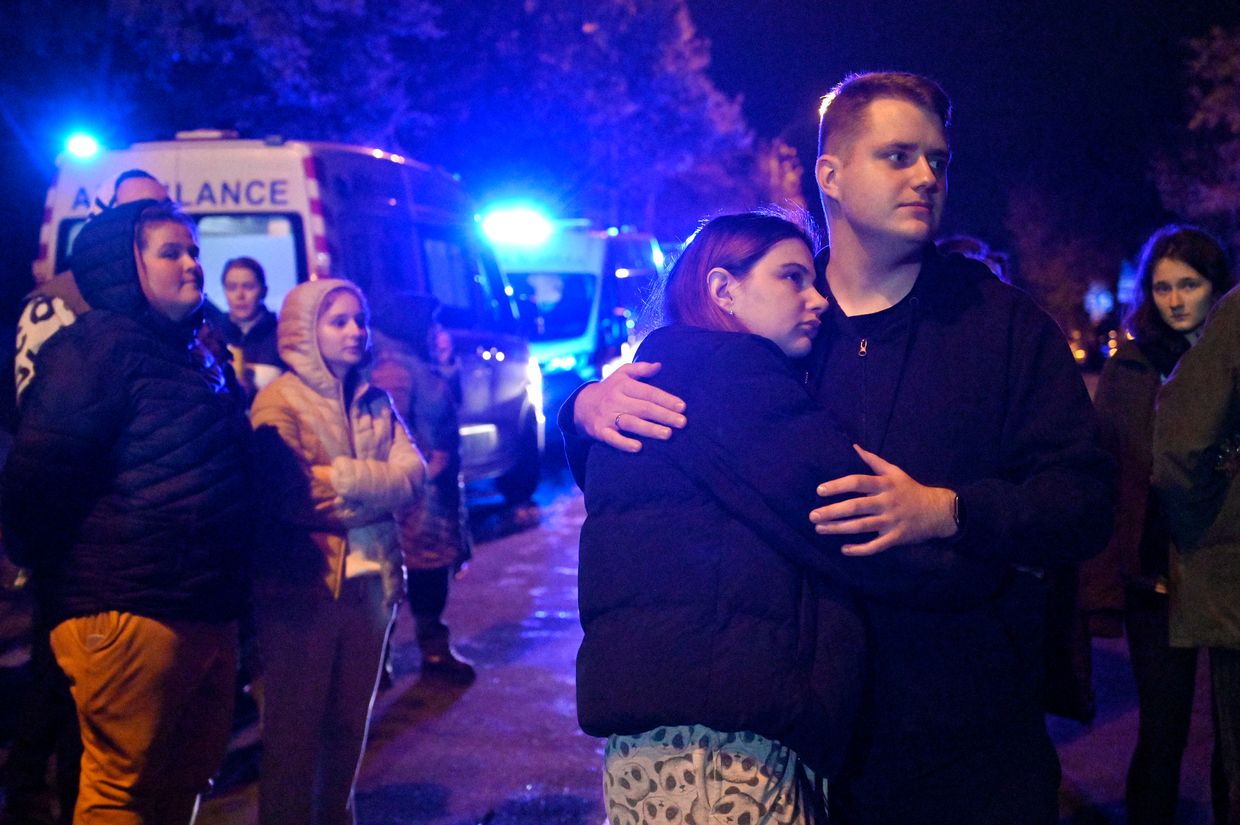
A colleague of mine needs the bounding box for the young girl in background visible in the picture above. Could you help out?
[250,278,424,825]
[219,256,283,399]
[1085,225,1236,825]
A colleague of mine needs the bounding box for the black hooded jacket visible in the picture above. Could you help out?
[576,324,1015,777]
[576,325,867,777]
[1,199,253,625]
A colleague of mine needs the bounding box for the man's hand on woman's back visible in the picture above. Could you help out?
[572,362,687,453]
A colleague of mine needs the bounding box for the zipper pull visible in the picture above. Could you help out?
[858,338,868,357]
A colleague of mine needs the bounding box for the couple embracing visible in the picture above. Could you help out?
[569,71,1115,825]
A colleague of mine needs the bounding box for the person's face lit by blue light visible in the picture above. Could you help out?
[820,98,950,249]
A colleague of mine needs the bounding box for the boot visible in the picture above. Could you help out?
[415,616,476,685]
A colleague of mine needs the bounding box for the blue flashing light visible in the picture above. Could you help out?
[481,206,554,248]
[1084,281,1115,323]
[652,245,666,270]
[66,133,101,159]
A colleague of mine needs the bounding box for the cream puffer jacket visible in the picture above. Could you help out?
[250,279,425,607]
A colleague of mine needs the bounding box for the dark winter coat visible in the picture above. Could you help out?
[1153,285,1240,649]
[0,199,254,626]
[220,306,282,369]
[576,324,1009,778]
[806,246,1114,790]
[1080,336,1181,624]
[370,331,470,572]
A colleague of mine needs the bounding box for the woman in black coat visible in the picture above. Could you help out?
[1,199,252,824]
[1083,224,1235,825]
[578,212,1005,825]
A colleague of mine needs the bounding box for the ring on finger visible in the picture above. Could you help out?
[614,413,623,430]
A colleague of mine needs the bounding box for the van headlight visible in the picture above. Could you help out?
[544,354,579,374]
[525,357,545,424]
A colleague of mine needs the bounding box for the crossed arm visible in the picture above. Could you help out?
[252,398,424,531]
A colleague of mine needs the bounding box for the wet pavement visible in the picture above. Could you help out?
[1052,634,1217,824]
[0,468,1220,824]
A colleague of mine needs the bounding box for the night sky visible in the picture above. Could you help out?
[686,0,1240,252]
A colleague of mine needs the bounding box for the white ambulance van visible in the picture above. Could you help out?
[493,223,662,398]
[36,132,544,503]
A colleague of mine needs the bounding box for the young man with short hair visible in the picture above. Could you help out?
[567,71,1114,824]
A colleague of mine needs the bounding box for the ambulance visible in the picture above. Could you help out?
[36,131,544,503]
[490,221,663,400]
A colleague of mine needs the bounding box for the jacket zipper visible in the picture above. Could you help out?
[858,337,868,444]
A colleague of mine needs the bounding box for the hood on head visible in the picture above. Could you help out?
[277,278,369,393]
[72,198,160,317]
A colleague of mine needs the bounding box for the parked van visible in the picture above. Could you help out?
[493,223,662,399]
[36,132,544,503]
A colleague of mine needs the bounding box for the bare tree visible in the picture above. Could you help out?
[1154,25,1240,251]
[1005,184,1120,338]
[406,0,756,235]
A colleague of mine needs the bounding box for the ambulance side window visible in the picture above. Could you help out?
[55,220,88,273]
[597,272,626,355]
[333,210,419,298]
[419,225,516,334]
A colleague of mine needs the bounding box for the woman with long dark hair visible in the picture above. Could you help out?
[1084,224,1236,825]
